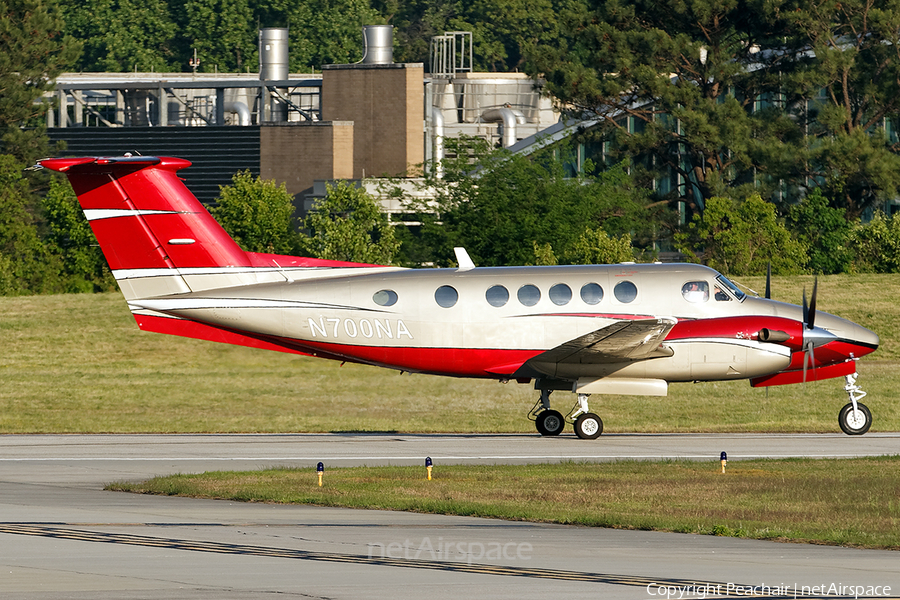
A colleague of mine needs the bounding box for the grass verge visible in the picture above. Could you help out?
[108,457,900,550]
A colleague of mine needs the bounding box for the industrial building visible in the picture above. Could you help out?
[46,27,559,215]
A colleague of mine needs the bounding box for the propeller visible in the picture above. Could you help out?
[802,278,818,383]
[765,262,771,300]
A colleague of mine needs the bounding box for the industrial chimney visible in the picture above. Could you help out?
[259,28,289,121]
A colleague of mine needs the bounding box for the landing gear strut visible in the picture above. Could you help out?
[529,390,603,439]
[838,373,872,435]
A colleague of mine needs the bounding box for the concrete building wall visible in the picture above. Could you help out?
[260,121,354,197]
[321,63,424,179]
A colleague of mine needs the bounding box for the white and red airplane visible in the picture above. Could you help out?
[37,155,880,439]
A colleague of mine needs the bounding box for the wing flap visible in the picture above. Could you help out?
[529,318,678,366]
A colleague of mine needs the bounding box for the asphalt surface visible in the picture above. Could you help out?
[1,433,898,599]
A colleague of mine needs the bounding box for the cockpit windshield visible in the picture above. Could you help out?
[715,275,746,301]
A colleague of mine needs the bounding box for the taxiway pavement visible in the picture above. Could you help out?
[1,433,898,599]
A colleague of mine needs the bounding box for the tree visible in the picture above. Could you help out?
[675,195,807,276]
[0,0,80,163]
[786,188,852,275]
[210,170,303,255]
[303,181,400,264]
[527,0,807,213]
[790,0,900,219]
[565,229,634,265]
[173,0,257,73]
[408,147,654,267]
[0,154,62,294]
[41,177,116,292]
[846,212,900,273]
[59,0,178,72]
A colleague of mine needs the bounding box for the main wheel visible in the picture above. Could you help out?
[574,412,603,439]
[535,410,565,436]
[838,402,872,435]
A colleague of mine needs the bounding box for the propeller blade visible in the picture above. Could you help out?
[802,341,816,384]
[765,262,771,299]
[802,288,808,326]
[807,277,818,330]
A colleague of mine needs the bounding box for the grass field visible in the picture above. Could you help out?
[1,273,897,434]
[108,457,900,549]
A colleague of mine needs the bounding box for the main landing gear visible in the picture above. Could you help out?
[530,390,603,439]
[838,373,872,435]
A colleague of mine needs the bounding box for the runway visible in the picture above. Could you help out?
[1,433,898,599]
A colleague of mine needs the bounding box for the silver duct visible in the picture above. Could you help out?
[260,28,289,122]
[361,25,393,64]
[432,107,445,179]
[482,107,525,148]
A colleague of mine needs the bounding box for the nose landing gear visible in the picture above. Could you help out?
[838,373,872,435]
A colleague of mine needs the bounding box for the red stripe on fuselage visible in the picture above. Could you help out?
[135,313,538,377]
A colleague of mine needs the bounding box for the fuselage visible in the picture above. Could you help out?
[131,262,879,386]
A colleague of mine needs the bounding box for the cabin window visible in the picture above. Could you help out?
[549,283,572,306]
[614,280,638,303]
[486,285,509,307]
[681,281,709,303]
[373,289,398,306]
[580,283,604,305]
[435,285,459,308]
[517,284,541,307]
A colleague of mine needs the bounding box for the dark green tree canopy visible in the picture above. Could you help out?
[0,0,80,162]
[407,147,654,267]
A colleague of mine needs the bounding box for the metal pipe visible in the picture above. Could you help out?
[482,107,521,147]
[432,106,444,179]
[224,101,251,126]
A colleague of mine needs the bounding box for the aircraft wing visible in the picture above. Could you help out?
[528,317,678,366]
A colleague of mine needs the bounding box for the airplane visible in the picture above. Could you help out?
[35,154,880,439]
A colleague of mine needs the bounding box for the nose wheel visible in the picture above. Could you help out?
[839,373,872,435]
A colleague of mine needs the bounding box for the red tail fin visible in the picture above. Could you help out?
[39,156,251,271]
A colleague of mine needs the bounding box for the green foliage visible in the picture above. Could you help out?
[676,195,808,276]
[565,229,634,265]
[60,0,178,72]
[0,155,62,295]
[304,181,400,265]
[210,171,303,255]
[41,177,116,293]
[0,0,80,162]
[786,189,852,275]
[527,0,806,212]
[805,129,900,221]
[410,148,653,267]
[846,212,900,274]
[174,0,257,72]
[789,0,900,218]
[531,241,557,266]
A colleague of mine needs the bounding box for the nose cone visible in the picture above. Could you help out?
[816,312,879,358]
